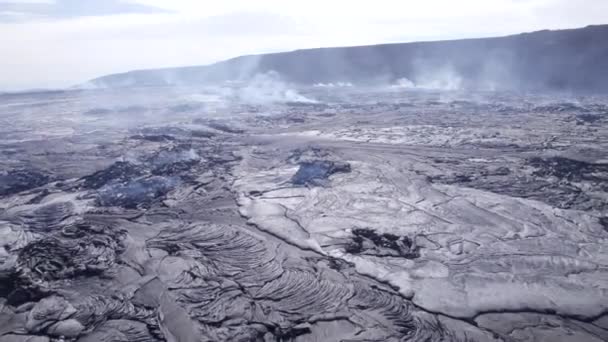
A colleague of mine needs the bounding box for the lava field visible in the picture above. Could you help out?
[0,86,607,341]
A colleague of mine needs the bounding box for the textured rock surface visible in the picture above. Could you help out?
[0,86,607,341]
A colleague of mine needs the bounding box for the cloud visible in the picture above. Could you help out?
[0,0,166,21]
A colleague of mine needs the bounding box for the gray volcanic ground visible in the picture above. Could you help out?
[0,83,607,342]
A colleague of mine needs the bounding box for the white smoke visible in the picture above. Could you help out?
[234,71,316,104]
[391,65,463,91]
[313,82,354,88]
[392,77,416,88]
[415,65,463,90]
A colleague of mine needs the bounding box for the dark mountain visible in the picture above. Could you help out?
[88,25,608,92]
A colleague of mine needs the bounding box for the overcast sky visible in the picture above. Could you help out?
[1,0,607,90]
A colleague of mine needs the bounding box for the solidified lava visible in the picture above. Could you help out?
[129,134,176,142]
[345,228,420,258]
[1,86,607,342]
[600,217,608,232]
[96,176,179,208]
[0,169,49,197]
[576,113,603,124]
[292,160,351,186]
[81,161,145,189]
[528,156,608,184]
[206,121,245,134]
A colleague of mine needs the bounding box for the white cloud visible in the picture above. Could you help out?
[0,0,607,90]
[0,0,54,3]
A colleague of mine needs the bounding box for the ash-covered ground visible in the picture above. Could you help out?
[0,85,607,342]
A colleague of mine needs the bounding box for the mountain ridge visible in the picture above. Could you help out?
[88,25,608,92]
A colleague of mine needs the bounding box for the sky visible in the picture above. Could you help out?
[1,0,607,90]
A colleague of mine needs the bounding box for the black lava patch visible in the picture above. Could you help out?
[345,228,419,258]
[148,147,201,177]
[81,161,146,190]
[292,160,351,186]
[130,134,176,142]
[96,176,179,208]
[207,121,244,134]
[0,169,49,197]
[576,114,603,124]
[528,156,608,185]
[169,103,201,113]
[83,108,113,116]
[599,217,608,233]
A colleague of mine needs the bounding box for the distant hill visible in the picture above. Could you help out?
[88,25,608,92]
